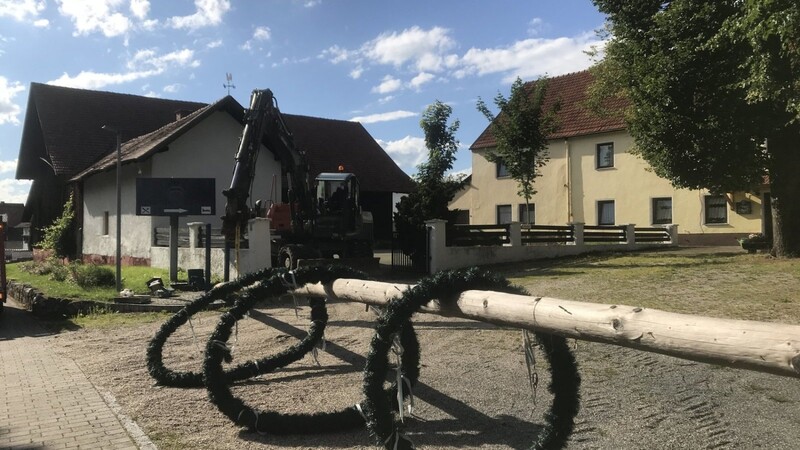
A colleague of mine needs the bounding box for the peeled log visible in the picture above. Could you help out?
[297,278,800,379]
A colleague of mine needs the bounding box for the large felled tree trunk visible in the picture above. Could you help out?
[767,124,800,257]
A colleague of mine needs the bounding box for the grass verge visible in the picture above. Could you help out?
[494,248,800,323]
[5,262,180,301]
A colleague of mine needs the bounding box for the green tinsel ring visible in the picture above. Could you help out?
[362,267,581,450]
[146,267,300,388]
[203,264,422,435]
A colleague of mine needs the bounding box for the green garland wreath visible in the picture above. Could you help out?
[202,264,421,434]
[146,267,293,388]
[362,268,581,450]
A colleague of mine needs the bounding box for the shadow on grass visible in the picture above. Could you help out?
[491,249,744,279]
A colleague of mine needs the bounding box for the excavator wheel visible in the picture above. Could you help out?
[278,246,299,270]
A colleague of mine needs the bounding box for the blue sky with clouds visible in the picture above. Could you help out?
[0,0,608,204]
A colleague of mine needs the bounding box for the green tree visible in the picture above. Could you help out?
[476,77,560,224]
[592,0,800,257]
[39,192,76,259]
[394,101,463,266]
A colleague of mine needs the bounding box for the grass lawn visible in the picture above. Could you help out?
[5,262,179,301]
[495,248,800,324]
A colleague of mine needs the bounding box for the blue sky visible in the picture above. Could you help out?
[0,0,608,204]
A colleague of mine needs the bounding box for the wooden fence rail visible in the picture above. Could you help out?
[296,278,800,379]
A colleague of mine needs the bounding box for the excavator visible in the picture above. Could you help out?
[221,89,374,269]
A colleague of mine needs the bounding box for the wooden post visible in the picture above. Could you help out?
[297,278,800,379]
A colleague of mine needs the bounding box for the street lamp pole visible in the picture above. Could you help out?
[102,125,123,292]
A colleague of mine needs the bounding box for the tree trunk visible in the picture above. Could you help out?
[296,279,800,378]
[767,123,800,257]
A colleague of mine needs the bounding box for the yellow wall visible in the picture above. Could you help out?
[457,130,765,237]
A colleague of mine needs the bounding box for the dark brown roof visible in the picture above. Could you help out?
[0,202,25,227]
[471,70,627,150]
[64,92,414,193]
[284,115,415,193]
[16,83,206,179]
[71,97,242,181]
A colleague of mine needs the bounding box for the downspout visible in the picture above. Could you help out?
[565,138,572,223]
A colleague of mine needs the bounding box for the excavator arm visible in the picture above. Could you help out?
[221,89,312,243]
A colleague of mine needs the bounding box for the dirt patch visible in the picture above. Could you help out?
[49,296,800,450]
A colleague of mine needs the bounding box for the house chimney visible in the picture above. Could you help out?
[175,109,193,121]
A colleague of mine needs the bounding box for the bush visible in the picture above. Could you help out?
[70,264,116,288]
[19,259,116,288]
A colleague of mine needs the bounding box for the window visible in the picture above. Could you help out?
[496,204,512,224]
[518,203,535,225]
[704,195,728,224]
[652,198,672,224]
[102,211,109,235]
[496,160,509,178]
[596,142,614,169]
[597,200,615,225]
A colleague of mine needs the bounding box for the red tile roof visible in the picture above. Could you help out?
[284,115,415,193]
[470,70,627,150]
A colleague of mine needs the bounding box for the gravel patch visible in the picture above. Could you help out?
[49,298,800,449]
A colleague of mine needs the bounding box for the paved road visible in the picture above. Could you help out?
[0,299,151,450]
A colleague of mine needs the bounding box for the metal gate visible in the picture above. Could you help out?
[390,230,428,274]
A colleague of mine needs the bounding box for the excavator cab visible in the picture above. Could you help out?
[314,172,360,234]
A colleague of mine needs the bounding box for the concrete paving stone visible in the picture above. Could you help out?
[1,299,149,450]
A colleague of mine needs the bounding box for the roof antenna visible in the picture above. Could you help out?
[223,72,236,96]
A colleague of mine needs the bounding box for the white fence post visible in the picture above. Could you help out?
[570,222,584,247]
[509,222,522,247]
[240,217,272,273]
[625,224,636,246]
[187,222,203,249]
[425,219,447,274]
[666,224,679,246]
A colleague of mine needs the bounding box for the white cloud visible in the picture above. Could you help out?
[128,48,200,71]
[320,45,355,64]
[129,0,149,19]
[253,26,270,41]
[33,18,47,26]
[168,0,230,31]
[0,159,18,173]
[349,67,363,79]
[0,162,31,204]
[162,83,182,93]
[326,26,604,88]
[48,48,198,89]
[0,77,25,125]
[456,32,605,82]
[350,110,416,124]
[371,75,402,94]
[56,0,132,37]
[0,0,45,22]
[378,95,394,104]
[376,136,427,170]
[49,70,157,89]
[528,17,546,36]
[408,72,434,91]
[364,26,456,73]
[303,0,320,7]
[241,25,271,50]
[207,39,223,49]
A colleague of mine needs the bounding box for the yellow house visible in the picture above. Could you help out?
[451,71,769,246]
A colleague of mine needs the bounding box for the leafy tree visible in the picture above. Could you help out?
[476,77,560,224]
[592,0,800,257]
[394,101,463,266]
[39,192,76,259]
